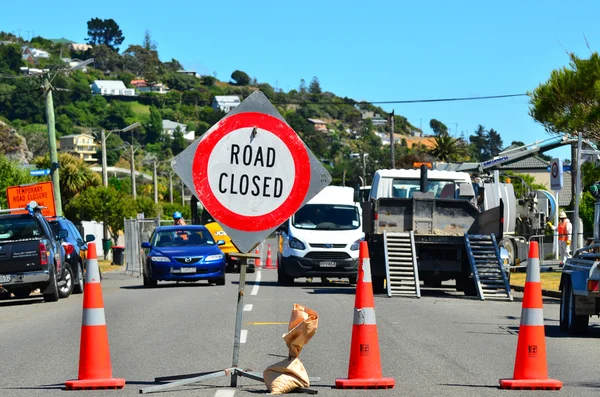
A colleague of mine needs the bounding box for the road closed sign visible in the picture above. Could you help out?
[173,91,331,252]
[7,181,57,217]
[550,158,563,191]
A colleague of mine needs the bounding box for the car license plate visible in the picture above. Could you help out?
[0,274,11,283]
[180,267,196,273]
[319,261,336,268]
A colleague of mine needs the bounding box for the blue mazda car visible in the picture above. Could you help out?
[141,225,227,287]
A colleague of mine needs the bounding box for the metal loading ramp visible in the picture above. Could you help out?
[465,234,513,301]
[384,231,420,298]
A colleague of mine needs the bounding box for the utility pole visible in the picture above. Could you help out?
[389,110,395,168]
[101,130,108,187]
[573,131,583,252]
[169,173,173,204]
[153,159,158,204]
[130,142,137,199]
[44,76,63,216]
[362,153,367,187]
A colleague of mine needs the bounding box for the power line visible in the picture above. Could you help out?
[365,93,528,104]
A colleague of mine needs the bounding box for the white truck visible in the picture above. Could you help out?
[276,186,364,285]
[559,182,600,334]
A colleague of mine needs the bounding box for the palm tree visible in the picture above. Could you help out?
[430,133,461,162]
[34,153,100,203]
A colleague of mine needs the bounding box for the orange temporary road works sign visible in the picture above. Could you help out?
[7,181,57,217]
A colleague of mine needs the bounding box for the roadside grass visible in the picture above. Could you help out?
[99,260,124,274]
[511,272,561,291]
[130,102,150,116]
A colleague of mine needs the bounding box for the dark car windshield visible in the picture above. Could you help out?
[0,218,43,240]
[292,204,360,230]
[153,230,215,247]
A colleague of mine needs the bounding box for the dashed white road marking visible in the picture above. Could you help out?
[215,389,235,397]
[243,304,253,312]
[241,330,248,343]
[251,271,261,296]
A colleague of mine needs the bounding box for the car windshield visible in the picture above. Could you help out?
[153,230,215,247]
[292,204,360,230]
[392,178,457,199]
[0,218,43,240]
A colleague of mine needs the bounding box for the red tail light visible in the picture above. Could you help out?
[588,280,599,292]
[374,213,379,220]
[63,243,74,256]
[39,241,48,265]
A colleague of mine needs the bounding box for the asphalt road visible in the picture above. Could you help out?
[1,247,600,397]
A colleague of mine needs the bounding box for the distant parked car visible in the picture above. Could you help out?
[47,216,87,296]
[141,225,227,287]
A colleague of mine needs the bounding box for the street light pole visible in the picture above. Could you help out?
[44,77,63,216]
[390,110,395,169]
[101,130,108,187]
[130,136,137,200]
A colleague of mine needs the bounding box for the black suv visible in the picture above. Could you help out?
[47,217,87,296]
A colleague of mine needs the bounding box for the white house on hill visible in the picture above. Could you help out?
[212,96,241,113]
[91,80,136,96]
[163,120,195,141]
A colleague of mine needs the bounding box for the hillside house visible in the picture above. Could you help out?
[58,134,97,162]
[177,70,199,78]
[163,120,195,141]
[212,96,241,113]
[91,80,135,96]
[70,43,92,52]
[308,118,328,132]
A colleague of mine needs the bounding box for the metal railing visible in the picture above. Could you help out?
[124,218,159,276]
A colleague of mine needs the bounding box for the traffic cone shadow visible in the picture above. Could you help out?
[499,241,562,390]
[65,242,125,390]
[335,241,395,389]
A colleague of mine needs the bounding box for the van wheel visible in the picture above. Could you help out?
[277,267,294,286]
[73,262,84,294]
[565,280,589,335]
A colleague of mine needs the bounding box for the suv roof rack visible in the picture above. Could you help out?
[0,201,47,215]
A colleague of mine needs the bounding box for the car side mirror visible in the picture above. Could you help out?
[216,240,226,246]
[57,229,68,240]
[141,242,151,249]
[85,234,96,242]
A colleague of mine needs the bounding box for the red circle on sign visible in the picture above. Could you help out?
[192,112,311,232]
[552,163,558,178]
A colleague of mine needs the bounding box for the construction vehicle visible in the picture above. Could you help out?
[362,166,511,300]
[559,181,600,335]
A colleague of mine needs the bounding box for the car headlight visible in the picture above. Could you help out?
[205,254,224,261]
[151,256,171,262]
[350,238,363,251]
[289,237,305,250]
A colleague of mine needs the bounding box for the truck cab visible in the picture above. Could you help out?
[276,186,364,285]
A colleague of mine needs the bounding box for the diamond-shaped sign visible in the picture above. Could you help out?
[172,91,332,253]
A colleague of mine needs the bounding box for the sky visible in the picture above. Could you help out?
[3,0,599,161]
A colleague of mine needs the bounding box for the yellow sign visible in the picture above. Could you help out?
[7,181,57,217]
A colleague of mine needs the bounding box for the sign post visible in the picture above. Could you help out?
[550,158,563,260]
[140,91,331,394]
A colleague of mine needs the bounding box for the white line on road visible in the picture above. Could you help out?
[215,389,235,397]
[243,304,253,311]
[241,330,248,343]
[251,271,261,296]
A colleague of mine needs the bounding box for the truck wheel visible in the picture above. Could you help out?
[559,281,569,332]
[73,262,84,294]
[0,291,10,300]
[58,264,74,299]
[43,266,60,302]
[500,237,516,266]
[566,281,589,335]
[372,275,385,294]
[277,267,294,286]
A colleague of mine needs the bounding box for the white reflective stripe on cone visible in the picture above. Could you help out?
[526,258,541,283]
[362,258,372,283]
[520,308,544,326]
[85,259,101,283]
[354,307,377,325]
[82,308,107,326]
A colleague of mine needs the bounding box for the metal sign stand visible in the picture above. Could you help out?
[140,253,259,394]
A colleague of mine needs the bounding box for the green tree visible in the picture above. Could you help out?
[0,155,35,208]
[501,171,547,198]
[430,133,460,162]
[145,106,163,144]
[429,119,448,136]
[309,76,322,94]
[469,125,487,161]
[230,70,250,86]
[202,76,216,86]
[67,186,136,244]
[171,126,186,155]
[487,128,503,158]
[0,44,23,74]
[86,18,125,51]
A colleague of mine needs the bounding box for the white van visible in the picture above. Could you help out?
[276,186,364,285]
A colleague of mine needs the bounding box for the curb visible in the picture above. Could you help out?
[510,285,561,299]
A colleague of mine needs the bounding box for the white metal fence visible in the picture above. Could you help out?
[124,218,159,276]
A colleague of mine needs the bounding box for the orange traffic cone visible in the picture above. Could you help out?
[499,241,562,390]
[66,242,125,390]
[255,246,262,268]
[336,241,395,389]
[265,244,274,269]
